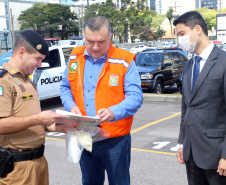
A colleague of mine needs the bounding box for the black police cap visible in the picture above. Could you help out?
[20,30,50,57]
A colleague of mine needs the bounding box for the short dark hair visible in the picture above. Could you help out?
[173,11,208,36]
[12,35,37,57]
[83,16,111,38]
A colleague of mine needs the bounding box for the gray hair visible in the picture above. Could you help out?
[83,16,111,38]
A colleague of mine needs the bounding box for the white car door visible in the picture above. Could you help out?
[33,46,73,100]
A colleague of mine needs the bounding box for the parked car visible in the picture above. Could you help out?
[0,45,75,100]
[130,45,149,54]
[139,47,160,52]
[146,41,153,46]
[177,72,183,94]
[136,49,188,93]
[162,42,171,49]
[212,40,224,50]
[59,39,84,46]
[223,43,226,50]
[44,38,60,46]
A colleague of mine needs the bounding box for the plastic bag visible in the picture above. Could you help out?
[75,125,110,142]
[65,129,84,164]
[65,125,110,164]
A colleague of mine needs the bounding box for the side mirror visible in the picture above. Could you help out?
[37,62,50,69]
[42,62,50,68]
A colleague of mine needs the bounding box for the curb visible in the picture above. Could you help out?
[143,93,182,103]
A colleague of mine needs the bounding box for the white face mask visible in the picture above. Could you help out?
[178,33,198,53]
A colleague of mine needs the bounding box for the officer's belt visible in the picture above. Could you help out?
[11,145,44,162]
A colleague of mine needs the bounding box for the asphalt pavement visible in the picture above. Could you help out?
[42,87,187,185]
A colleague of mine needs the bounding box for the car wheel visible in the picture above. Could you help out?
[177,83,182,94]
[154,79,163,94]
[177,83,181,90]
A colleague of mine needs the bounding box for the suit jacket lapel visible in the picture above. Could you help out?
[190,46,219,103]
[184,59,193,101]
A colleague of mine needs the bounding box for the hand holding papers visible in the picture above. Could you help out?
[58,109,110,164]
[55,109,100,126]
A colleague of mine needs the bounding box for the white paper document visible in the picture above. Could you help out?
[55,109,100,126]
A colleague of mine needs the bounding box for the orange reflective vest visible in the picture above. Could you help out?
[67,43,136,138]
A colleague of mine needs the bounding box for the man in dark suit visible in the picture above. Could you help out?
[173,11,226,184]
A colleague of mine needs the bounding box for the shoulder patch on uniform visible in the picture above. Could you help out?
[0,86,3,96]
[69,55,77,60]
[69,62,78,73]
[109,74,119,86]
[0,69,8,78]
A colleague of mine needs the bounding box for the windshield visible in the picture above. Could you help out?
[136,53,162,66]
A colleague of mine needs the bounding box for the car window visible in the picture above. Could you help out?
[163,53,173,66]
[63,48,74,65]
[136,53,162,66]
[42,49,61,68]
[171,53,181,65]
[178,53,187,63]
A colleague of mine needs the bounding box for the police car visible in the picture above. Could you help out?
[0,45,75,100]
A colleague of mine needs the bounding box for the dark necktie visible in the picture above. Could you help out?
[192,56,202,91]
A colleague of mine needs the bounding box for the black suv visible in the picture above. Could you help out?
[136,49,187,93]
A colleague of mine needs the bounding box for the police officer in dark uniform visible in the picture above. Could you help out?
[0,30,69,185]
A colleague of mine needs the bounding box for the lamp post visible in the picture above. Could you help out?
[3,29,9,52]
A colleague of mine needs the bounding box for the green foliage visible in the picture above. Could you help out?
[196,7,217,30]
[151,14,166,29]
[153,26,166,40]
[139,26,153,41]
[166,8,174,39]
[83,0,166,42]
[84,3,101,20]
[218,8,226,13]
[18,4,48,32]
[18,3,78,35]
[166,8,173,21]
[84,0,127,42]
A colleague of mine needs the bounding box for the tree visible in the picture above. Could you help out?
[151,14,166,29]
[139,26,153,41]
[126,1,157,42]
[45,4,78,38]
[18,4,49,33]
[18,3,78,38]
[84,0,124,42]
[196,7,217,30]
[166,8,174,39]
[83,0,159,43]
[153,26,166,40]
[84,3,101,20]
[218,8,226,14]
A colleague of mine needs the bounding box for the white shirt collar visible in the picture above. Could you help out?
[193,42,214,61]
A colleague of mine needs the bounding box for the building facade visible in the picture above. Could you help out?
[196,0,226,10]
[218,0,226,10]
[196,0,217,10]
